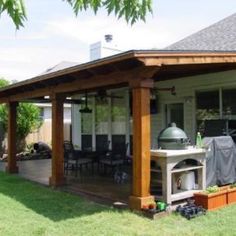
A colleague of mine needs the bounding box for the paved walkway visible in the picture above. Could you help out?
[0,159,51,185]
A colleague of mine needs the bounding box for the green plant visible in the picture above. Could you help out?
[0,0,153,29]
[204,185,220,194]
[0,78,43,152]
[1,172,236,235]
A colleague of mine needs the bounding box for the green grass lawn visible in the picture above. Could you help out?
[0,172,236,236]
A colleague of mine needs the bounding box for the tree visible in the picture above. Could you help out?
[0,78,42,152]
[0,0,152,29]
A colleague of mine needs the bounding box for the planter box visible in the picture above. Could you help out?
[227,188,236,205]
[194,190,227,211]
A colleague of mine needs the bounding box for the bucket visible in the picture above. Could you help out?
[179,171,195,190]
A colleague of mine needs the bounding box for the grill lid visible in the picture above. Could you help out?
[158,123,188,140]
[158,123,189,150]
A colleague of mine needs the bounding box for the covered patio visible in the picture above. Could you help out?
[1,50,236,210]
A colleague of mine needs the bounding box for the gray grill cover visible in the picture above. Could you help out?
[203,136,236,187]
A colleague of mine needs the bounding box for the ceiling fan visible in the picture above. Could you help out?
[94,89,123,100]
[92,89,123,102]
[79,91,92,113]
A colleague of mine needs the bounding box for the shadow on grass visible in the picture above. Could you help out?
[0,171,120,222]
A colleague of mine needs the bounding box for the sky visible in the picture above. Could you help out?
[1,0,236,82]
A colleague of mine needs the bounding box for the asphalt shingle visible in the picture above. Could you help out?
[165,13,236,51]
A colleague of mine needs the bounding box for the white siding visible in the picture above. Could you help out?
[151,69,236,146]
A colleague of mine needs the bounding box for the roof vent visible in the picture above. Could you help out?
[105,34,113,43]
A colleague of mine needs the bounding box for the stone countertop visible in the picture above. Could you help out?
[150,147,206,157]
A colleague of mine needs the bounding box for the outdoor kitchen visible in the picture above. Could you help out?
[150,122,236,207]
[150,123,206,204]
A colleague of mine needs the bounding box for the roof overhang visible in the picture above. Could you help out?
[1,50,236,103]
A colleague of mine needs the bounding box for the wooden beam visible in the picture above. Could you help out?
[49,93,65,186]
[6,102,18,173]
[20,98,82,104]
[0,87,53,103]
[2,51,236,103]
[129,80,154,210]
[138,56,236,66]
[54,66,159,94]
[2,66,159,102]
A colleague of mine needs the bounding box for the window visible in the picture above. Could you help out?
[81,98,92,134]
[111,92,126,134]
[81,97,93,150]
[222,89,236,119]
[95,99,109,134]
[196,90,220,134]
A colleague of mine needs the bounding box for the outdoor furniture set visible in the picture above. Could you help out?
[63,140,129,177]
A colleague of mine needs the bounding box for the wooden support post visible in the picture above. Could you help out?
[129,79,154,210]
[49,94,65,186]
[6,102,19,173]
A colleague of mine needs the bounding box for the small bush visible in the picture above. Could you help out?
[205,185,219,194]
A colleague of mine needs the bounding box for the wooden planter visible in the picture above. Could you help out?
[194,190,227,211]
[227,188,236,204]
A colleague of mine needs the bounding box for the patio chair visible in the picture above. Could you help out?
[99,142,129,175]
[64,141,92,176]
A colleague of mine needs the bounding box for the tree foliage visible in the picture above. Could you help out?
[0,0,152,29]
[0,78,42,151]
[0,0,27,29]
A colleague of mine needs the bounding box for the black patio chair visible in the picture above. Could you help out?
[99,142,129,175]
[64,141,92,176]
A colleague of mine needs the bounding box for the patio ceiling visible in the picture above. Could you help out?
[1,50,236,103]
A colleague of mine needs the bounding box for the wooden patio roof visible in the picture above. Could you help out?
[1,50,236,103]
[4,49,236,208]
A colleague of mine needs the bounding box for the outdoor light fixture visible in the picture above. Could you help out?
[79,92,92,113]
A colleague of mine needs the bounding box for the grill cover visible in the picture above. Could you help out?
[203,136,236,186]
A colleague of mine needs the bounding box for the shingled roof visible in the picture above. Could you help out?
[165,13,236,51]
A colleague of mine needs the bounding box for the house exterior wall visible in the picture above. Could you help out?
[71,69,236,151]
[152,69,236,146]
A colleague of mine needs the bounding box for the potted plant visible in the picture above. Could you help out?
[141,201,169,219]
[194,185,227,211]
[227,183,236,204]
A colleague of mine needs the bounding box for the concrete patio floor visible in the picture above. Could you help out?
[0,159,131,204]
[0,159,51,185]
